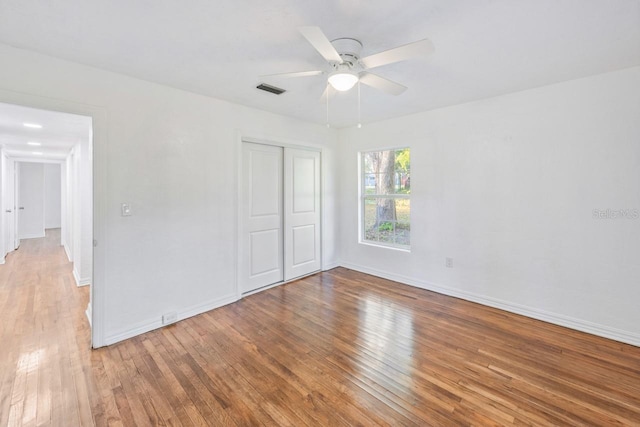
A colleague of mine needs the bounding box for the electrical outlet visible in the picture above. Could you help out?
[162,312,177,325]
[445,257,454,268]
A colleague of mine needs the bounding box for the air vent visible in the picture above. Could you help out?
[256,83,286,95]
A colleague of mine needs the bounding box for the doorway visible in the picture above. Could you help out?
[240,141,321,295]
[0,101,94,338]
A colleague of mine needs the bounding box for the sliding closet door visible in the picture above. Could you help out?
[284,148,321,280]
[240,143,284,293]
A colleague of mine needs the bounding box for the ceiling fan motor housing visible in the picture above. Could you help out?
[331,38,363,68]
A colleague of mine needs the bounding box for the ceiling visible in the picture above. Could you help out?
[0,1,638,128]
[0,102,92,160]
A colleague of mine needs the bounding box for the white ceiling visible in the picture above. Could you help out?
[0,102,92,160]
[0,1,638,128]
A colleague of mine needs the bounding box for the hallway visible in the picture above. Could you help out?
[0,229,94,425]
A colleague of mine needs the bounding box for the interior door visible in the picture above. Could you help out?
[3,159,16,253]
[17,162,45,240]
[284,148,321,280]
[241,143,284,293]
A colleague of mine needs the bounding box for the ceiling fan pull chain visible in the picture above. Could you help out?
[326,83,330,128]
[357,81,362,129]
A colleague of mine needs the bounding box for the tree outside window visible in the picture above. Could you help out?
[361,148,410,248]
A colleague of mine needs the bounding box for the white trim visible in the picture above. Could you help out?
[104,293,238,345]
[236,133,324,300]
[235,130,243,301]
[240,270,321,298]
[73,266,90,287]
[322,262,340,271]
[18,233,46,240]
[8,157,65,164]
[0,88,106,348]
[63,244,72,262]
[358,147,412,252]
[0,257,4,265]
[85,302,92,327]
[340,262,640,348]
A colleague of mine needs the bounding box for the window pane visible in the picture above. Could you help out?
[361,148,410,249]
[363,149,410,196]
[363,152,376,173]
[396,221,410,246]
[364,173,376,193]
[363,197,378,241]
[395,148,410,195]
[363,197,410,247]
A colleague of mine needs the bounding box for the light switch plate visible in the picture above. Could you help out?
[121,203,132,216]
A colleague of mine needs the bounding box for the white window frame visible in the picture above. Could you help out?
[359,147,411,251]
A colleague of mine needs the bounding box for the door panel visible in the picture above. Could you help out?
[292,157,316,213]
[292,224,316,265]
[241,143,284,293]
[250,229,280,276]
[284,149,321,280]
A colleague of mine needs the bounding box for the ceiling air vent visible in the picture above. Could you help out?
[256,83,286,95]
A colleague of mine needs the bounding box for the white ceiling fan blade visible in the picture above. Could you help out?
[299,26,343,64]
[359,72,407,96]
[261,70,324,78]
[360,39,434,69]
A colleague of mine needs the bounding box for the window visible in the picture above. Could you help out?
[361,148,410,249]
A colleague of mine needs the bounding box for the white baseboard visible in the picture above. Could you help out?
[64,244,72,262]
[85,303,92,327]
[73,268,91,287]
[340,262,640,348]
[18,233,46,240]
[322,261,340,271]
[104,293,238,346]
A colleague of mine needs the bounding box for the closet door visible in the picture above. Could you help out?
[240,143,284,293]
[284,148,321,280]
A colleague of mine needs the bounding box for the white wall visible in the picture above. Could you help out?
[44,163,61,229]
[5,39,634,348]
[80,136,93,285]
[0,150,4,261]
[65,138,93,287]
[0,43,339,346]
[2,154,16,256]
[338,66,640,346]
[63,153,74,261]
[60,161,68,253]
[17,162,45,239]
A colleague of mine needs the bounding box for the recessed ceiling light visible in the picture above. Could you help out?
[32,151,43,155]
[27,141,42,146]
[23,123,43,129]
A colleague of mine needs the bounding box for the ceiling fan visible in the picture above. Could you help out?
[265,26,434,98]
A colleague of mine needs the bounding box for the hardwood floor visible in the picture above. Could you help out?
[1,231,640,426]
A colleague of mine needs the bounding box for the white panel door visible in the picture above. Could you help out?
[17,162,45,240]
[284,148,321,280]
[3,159,17,253]
[241,143,284,293]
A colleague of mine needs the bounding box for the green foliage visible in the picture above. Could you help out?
[395,149,410,174]
[378,222,394,231]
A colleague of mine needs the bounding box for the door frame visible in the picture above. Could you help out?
[236,134,323,300]
[0,89,107,348]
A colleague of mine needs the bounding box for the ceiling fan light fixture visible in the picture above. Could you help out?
[328,70,358,91]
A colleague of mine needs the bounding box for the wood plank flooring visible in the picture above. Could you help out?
[1,230,640,426]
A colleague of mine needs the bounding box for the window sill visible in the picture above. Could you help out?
[358,240,411,253]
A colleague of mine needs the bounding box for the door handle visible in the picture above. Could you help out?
[5,210,11,213]
[18,207,24,210]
